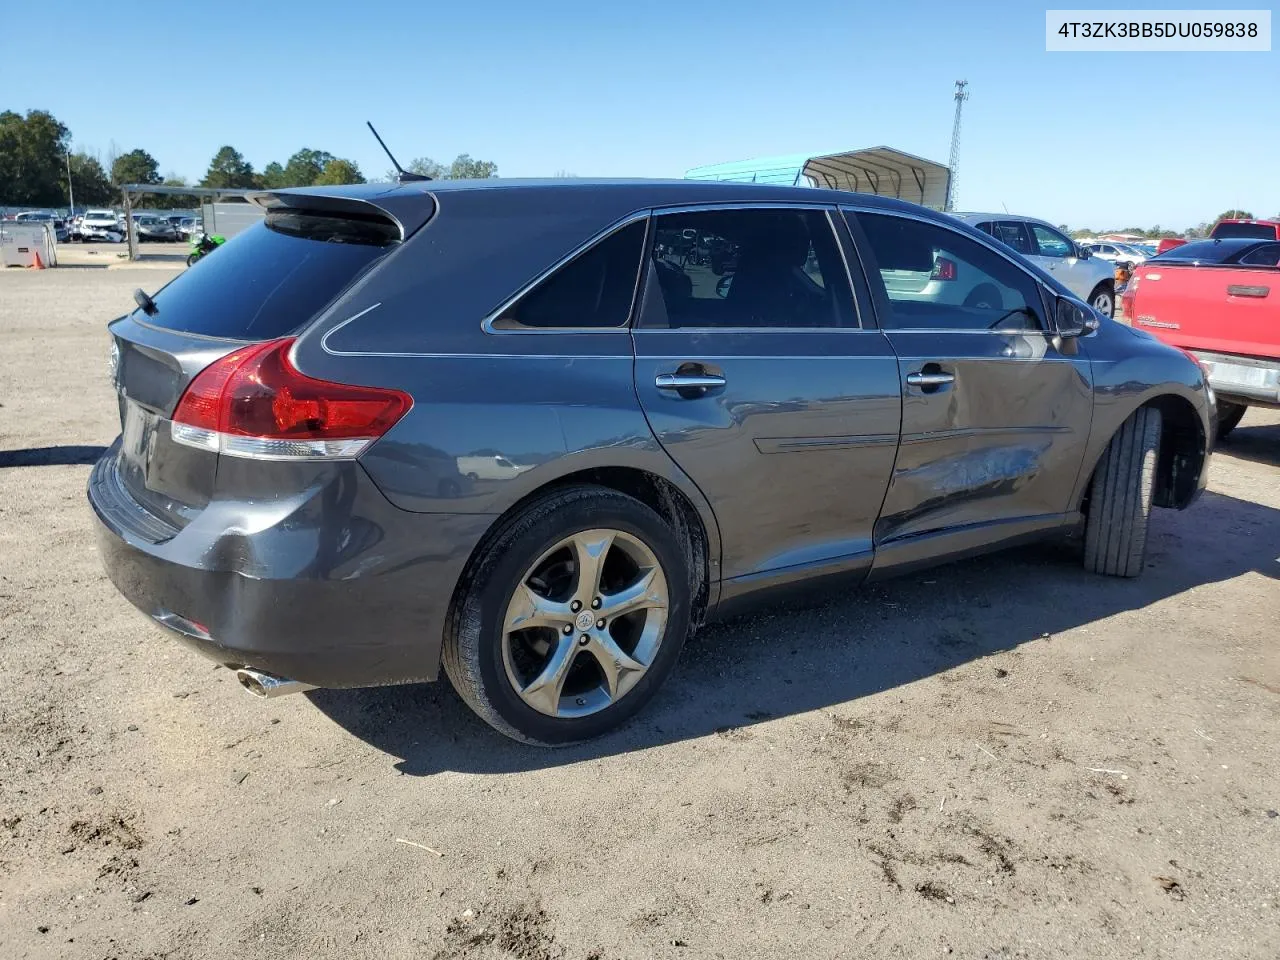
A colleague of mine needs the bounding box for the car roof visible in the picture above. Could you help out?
[950,212,1054,226]
[265,177,944,216]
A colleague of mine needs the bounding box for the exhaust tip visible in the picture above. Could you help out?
[234,668,316,699]
[236,669,270,698]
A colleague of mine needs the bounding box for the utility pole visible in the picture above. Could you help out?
[946,80,969,212]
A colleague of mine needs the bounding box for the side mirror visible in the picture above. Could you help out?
[1075,244,1091,260]
[1055,297,1097,338]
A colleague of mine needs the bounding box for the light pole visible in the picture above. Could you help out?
[66,149,75,217]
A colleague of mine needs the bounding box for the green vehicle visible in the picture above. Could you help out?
[186,232,226,266]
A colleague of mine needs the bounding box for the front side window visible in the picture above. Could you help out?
[494,220,646,329]
[854,212,1045,332]
[1030,224,1074,258]
[640,208,855,329]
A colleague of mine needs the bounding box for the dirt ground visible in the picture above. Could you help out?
[1,267,1277,960]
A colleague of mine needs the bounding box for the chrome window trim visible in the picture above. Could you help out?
[478,210,650,335]
[825,208,863,329]
[841,204,1056,337]
[632,327,881,335]
[641,202,862,332]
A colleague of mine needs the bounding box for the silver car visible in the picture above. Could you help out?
[952,214,1118,317]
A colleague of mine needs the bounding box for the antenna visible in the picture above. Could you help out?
[945,80,969,212]
[367,122,430,182]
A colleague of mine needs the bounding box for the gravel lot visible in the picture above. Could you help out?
[2,267,1277,960]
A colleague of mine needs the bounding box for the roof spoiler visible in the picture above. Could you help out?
[246,187,436,241]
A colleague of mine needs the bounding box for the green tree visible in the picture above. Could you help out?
[388,154,497,181]
[0,109,71,205]
[449,154,498,179]
[111,148,161,187]
[1215,209,1253,222]
[314,157,365,185]
[67,152,112,207]
[201,146,256,189]
[281,148,334,187]
[259,161,288,189]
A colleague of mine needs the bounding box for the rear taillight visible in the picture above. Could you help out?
[170,338,411,460]
[930,257,957,281]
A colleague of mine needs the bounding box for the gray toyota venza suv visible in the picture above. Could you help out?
[90,179,1212,744]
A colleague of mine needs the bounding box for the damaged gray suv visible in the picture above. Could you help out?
[90,179,1212,744]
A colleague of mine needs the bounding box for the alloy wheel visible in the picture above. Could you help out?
[501,529,669,719]
[1092,291,1114,317]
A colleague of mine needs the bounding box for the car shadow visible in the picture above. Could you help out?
[307,489,1279,775]
[0,445,108,468]
[1216,418,1280,469]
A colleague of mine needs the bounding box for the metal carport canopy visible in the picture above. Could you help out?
[119,183,258,261]
[685,146,951,210]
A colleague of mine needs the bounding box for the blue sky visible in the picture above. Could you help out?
[6,0,1276,229]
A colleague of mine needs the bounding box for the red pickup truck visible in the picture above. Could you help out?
[1122,236,1280,439]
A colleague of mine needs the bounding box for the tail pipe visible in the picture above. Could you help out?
[235,668,317,699]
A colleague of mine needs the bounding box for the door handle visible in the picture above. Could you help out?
[655,373,726,391]
[905,372,955,387]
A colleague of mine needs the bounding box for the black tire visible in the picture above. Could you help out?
[964,283,1002,310]
[442,485,693,745]
[185,253,199,267]
[1083,407,1162,578]
[1214,401,1247,442]
[1088,281,1116,318]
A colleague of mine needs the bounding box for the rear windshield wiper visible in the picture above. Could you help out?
[133,287,158,316]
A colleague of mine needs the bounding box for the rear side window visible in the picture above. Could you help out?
[143,211,399,339]
[854,212,1045,332]
[991,221,1033,255]
[1239,243,1280,266]
[493,220,646,329]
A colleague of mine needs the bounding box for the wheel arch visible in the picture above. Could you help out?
[449,466,717,636]
[1079,392,1208,514]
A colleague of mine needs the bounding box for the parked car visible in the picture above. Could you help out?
[1083,241,1148,265]
[1157,237,1189,255]
[1123,236,1280,439]
[80,209,124,243]
[1209,218,1280,241]
[135,215,179,242]
[177,217,203,239]
[953,214,1120,317]
[89,180,1212,744]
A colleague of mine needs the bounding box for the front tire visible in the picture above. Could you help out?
[442,485,692,745]
[1088,281,1116,318]
[1214,401,1247,442]
[1083,407,1161,577]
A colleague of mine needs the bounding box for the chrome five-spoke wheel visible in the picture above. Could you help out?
[502,529,668,718]
[443,484,692,744]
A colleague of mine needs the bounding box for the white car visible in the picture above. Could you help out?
[1082,241,1147,265]
[80,210,125,243]
[952,214,1120,317]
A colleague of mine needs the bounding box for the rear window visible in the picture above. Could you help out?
[1211,222,1279,240]
[142,211,398,339]
[1153,239,1245,264]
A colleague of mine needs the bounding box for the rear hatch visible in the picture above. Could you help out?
[1130,262,1278,358]
[104,197,420,535]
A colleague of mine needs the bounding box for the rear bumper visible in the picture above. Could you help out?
[1192,351,1280,408]
[87,444,494,688]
